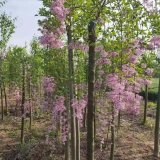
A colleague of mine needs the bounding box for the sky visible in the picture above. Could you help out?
[1,0,42,47]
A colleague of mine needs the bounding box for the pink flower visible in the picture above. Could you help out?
[150,36,160,48]
[145,68,154,76]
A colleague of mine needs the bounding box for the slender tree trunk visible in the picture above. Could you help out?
[154,77,160,157]
[65,140,70,160]
[110,106,115,160]
[67,24,76,160]
[118,111,121,128]
[1,86,4,121]
[3,83,8,115]
[143,84,148,125]
[83,107,87,128]
[29,77,32,130]
[21,63,25,144]
[87,20,96,160]
[65,96,70,160]
[76,119,80,160]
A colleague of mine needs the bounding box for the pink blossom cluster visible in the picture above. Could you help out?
[51,0,69,22]
[71,97,87,122]
[127,39,145,64]
[40,0,69,48]
[96,46,112,65]
[68,41,89,52]
[52,96,68,143]
[106,73,143,115]
[53,96,66,115]
[42,76,56,93]
[145,68,154,76]
[149,36,160,48]
[40,29,64,48]
[122,64,136,77]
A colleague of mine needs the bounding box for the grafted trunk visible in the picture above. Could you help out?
[87,20,96,160]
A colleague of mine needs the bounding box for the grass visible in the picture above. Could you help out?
[149,78,159,93]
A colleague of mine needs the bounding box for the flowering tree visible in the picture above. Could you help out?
[37,0,160,159]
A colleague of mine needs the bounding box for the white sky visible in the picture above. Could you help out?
[1,0,42,47]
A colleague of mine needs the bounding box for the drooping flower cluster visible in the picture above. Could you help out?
[42,76,68,143]
[69,41,89,53]
[150,35,160,48]
[51,0,69,22]
[40,0,69,48]
[106,73,143,115]
[43,76,56,93]
[122,64,136,77]
[40,29,64,48]
[71,97,87,123]
[52,96,68,143]
[145,68,154,76]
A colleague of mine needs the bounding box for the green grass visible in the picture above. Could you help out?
[149,78,159,93]
[140,78,159,101]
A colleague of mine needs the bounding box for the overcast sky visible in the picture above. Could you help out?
[1,0,42,47]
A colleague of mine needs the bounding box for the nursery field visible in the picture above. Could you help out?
[0,108,158,160]
[1,0,160,160]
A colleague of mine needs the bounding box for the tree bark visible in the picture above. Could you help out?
[87,20,96,160]
[21,62,25,144]
[154,77,160,157]
[110,106,115,160]
[3,83,8,115]
[76,119,80,160]
[143,84,148,124]
[1,86,4,121]
[29,77,32,130]
[67,24,76,160]
[65,97,70,160]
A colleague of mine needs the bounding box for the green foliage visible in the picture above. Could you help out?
[0,13,15,50]
[148,102,156,108]
[5,47,28,86]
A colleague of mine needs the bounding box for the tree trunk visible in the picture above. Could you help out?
[1,86,4,121]
[21,63,25,144]
[65,97,70,160]
[143,84,148,125]
[3,83,8,115]
[67,24,76,160]
[110,106,115,160]
[29,77,32,130]
[117,111,121,128]
[154,77,160,157]
[83,107,87,128]
[87,20,96,160]
[76,119,80,160]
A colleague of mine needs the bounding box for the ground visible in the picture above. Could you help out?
[0,106,160,160]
